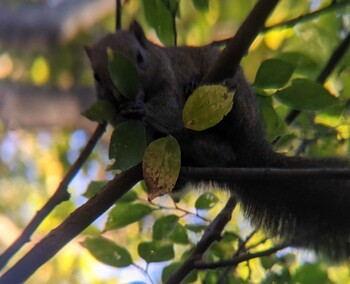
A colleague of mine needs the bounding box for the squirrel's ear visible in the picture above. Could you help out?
[84,45,92,60]
[129,20,147,47]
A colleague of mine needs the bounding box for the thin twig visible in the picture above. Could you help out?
[218,230,257,283]
[263,1,350,33]
[166,196,237,283]
[283,32,350,128]
[0,122,106,271]
[213,1,350,45]
[0,164,143,283]
[195,243,287,269]
[116,0,122,31]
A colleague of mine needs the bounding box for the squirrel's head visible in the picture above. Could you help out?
[85,21,150,103]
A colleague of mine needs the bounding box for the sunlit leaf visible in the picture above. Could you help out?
[109,120,147,171]
[142,136,181,200]
[254,59,296,89]
[141,0,175,45]
[81,237,132,267]
[108,49,140,99]
[275,79,339,110]
[195,193,219,210]
[82,181,107,198]
[183,85,234,131]
[105,203,153,231]
[82,100,115,123]
[138,241,174,263]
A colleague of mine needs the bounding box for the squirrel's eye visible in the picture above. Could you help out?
[136,51,144,65]
[93,73,101,83]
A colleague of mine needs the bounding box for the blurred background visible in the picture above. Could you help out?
[0,0,350,283]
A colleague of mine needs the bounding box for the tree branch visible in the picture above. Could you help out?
[195,244,287,269]
[0,164,143,284]
[202,0,280,84]
[284,31,350,126]
[167,196,237,284]
[116,0,122,31]
[0,123,106,271]
[263,1,350,33]
[179,166,350,182]
[218,230,257,283]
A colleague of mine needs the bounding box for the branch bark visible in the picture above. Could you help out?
[179,166,350,182]
[202,0,280,84]
[166,196,237,284]
[0,164,143,284]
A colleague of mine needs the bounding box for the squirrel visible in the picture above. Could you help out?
[85,21,350,261]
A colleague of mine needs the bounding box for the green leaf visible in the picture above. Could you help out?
[82,100,115,123]
[195,193,219,210]
[81,237,132,267]
[260,255,279,270]
[104,203,153,231]
[83,181,107,198]
[162,262,197,283]
[117,190,138,203]
[109,120,147,171]
[162,0,180,14]
[108,49,140,99]
[292,263,330,284]
[170,224,189,244]
[153,215,179,240]
[142,135,181,200]
[275,79,339,111]
[138,241,174,263]
[183,85,234,131]
[254,59,296,89]
[141,0,175,46]
[257,95,286,141]
[192,0,209,12]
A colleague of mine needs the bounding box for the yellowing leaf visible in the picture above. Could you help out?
[183,85,234,131]
[142,136,181,200]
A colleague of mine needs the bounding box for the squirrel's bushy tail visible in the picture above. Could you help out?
[235,154,350,261]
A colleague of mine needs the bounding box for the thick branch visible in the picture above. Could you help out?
[0,81,96,130]
[179,166,350,182]
[202,0,280,83]
[167,196,237,283]
[0,0,114,47]
[0,123,106,271]
[0,164,143,284]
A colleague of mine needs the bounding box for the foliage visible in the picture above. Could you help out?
[1,0,350,283]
